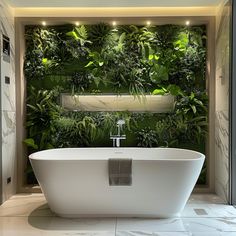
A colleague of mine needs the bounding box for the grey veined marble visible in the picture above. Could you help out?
[1,193,236,235]
[215,1,230,203]
[0,0,16,203]
[61,94,175,112]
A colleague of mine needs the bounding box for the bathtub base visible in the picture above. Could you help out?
[56,213,181,219]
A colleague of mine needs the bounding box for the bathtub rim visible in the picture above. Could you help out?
[29,147,205,162]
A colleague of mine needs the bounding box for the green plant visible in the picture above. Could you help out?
[25,86,61,150]
[24,50,45,80]
[136,128,158,147]
[54,115,97,147]
[175,91,208,119]
[65,25,91,58]
[121,25,156,58]
[67,25,91,46]
[24,27,60,79]
[187,116,208,144]
[155,119,177,147]
[25,27,59,56]
[172,114,207,144]
[70,71,93,93]
[24,23,208,185]
[88,23,112,47]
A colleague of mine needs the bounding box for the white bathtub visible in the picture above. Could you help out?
[29,148,205,218]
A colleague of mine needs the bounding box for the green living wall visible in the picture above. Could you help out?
[24,23,208,185]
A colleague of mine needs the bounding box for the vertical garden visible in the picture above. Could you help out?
[24,23,208,185]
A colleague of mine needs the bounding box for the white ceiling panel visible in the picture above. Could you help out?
[5,0,224,8]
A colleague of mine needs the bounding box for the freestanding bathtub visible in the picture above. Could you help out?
[29,148,205,218]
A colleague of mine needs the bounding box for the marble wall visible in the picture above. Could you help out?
[0,0,16,202]
[215,0,230,202]
[61,94,175,112]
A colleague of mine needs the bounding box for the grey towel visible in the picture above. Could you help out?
[108,158,132,186]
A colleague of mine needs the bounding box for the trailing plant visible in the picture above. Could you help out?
[95,111,133,135]
[53,116,97,147]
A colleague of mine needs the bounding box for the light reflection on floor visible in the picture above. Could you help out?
[0,194,236,235]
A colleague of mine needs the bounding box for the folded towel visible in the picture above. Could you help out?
[108,158,132,186]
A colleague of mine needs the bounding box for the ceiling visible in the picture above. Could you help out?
[6,0,223,8]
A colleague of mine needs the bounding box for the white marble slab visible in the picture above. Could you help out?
[0,193,53,217]
[182,218,236,232]
[116,232,190,236]
[116,218,186,232]
[0,0,15,113]
[0,216,116,236]
[182,203,236,218]
[1,111,16,202]
[215,0,230,203]
[188,194,226,204]
[190,233,236,236]
[116,233,236,236]
[61,94,175,112]
[1,194,236,235]
[0,0,16,204]
[1,60,16,111]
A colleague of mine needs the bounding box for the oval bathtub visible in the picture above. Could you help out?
[29,148,205,218]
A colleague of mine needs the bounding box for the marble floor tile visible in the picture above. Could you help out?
[1,193,236,235]
[181,204,236,218]
[116,218,186,232]
[189,233,236,236]
[116,232,236,236]
[187,194,226,204]
[0,216,116,236]
[0,193,53,217]
[182,217,236,232]
[116,232,190,236]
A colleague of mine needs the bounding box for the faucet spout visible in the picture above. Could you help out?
[110,119,126,147]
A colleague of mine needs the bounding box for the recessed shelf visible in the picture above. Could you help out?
[61,94,175,112]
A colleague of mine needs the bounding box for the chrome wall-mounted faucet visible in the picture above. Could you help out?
[110,119,126,147]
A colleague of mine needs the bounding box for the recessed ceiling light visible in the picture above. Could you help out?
[186,20,190,26]
[112,21,117,26]
[146,21,151,26]
[42,21,46,26]
[75,22,80,26]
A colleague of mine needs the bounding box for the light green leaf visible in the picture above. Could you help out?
[149,54,154,60]
[191,105,197,114]
[85,61,94,67]
[23,138,38,150]
[152,89,166,95]
[42,58,48,64]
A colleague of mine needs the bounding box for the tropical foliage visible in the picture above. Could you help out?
[24,23,208,185]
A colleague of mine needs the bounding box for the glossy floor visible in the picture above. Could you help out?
[0,194,236,235]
